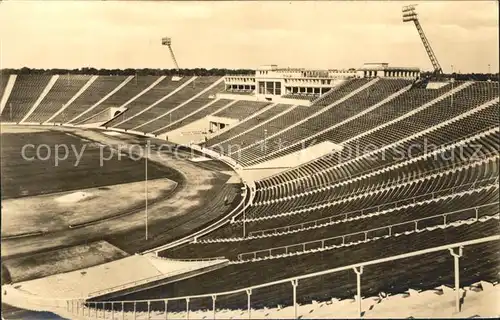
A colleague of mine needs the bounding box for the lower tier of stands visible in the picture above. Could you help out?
[107,219,499,313]
[212,101,270,121]
[161,181,498,260]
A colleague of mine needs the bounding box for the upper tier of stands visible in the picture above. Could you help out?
[73,76,161,124]
[0,75,52,123]
[50,76,128,123]
[207,104,293,148]
[105,77,191,128]
[1,75,499,316]
[157,99,234,134]
[151,82,232,135]
[213,101,270,121]
[235,79,412,165]
[0,74,10,101]
[121,77,222,132]
[205,78,374,153]
[24,75,92,123]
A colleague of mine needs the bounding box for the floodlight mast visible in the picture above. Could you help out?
[402,5,442,75]
[162,37,180,72]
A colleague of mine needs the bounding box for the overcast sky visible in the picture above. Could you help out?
[0,1,498,73]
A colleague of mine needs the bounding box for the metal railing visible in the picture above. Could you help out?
[247,177,498,237]
[238,203,499,261]
[64,235,500,320]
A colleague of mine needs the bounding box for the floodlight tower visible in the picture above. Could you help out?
[162,37,180,73]
[402,4,443,75]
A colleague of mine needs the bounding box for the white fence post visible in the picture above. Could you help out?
[449,246,464,313]
[246,289,252,319]
[353,266,364,317]
[165,300,168,320]
[291,279,299,319]
[212,295,217,320]
[147,301,151,320]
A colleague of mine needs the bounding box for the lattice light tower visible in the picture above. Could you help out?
[402,4,443,75]
[162,37,180,72]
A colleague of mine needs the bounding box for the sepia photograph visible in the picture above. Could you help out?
[0,0,499,319]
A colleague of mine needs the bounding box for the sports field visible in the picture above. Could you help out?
[1,126,241,283]
[1,130,181,199]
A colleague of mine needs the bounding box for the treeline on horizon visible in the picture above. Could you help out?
[0,67,255,76]
[0,68,498,81]
[420,71,499,82]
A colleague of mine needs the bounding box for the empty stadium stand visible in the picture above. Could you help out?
[1,73,498,319]
[105,77,189,128]
[207,104,294,148]
[213,101,271,120]
[254,101,499,200]
[237,79,412,165]
[115,219,499,312]
[0,74,11,101]
[49,76,129,124]
[0,75,52,123]
[155,98,235,134]
[23,75,92,123]
[117,77,220,132]
[74,76,162,124]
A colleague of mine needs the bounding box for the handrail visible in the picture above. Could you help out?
[238,202,499,261]
[254,154,498,215]
[80,235,499,304]
[245,178,499,237]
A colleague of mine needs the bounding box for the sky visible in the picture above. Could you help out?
[0,1,498,73]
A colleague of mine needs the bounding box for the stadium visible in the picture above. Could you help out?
[0,1,499,319]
